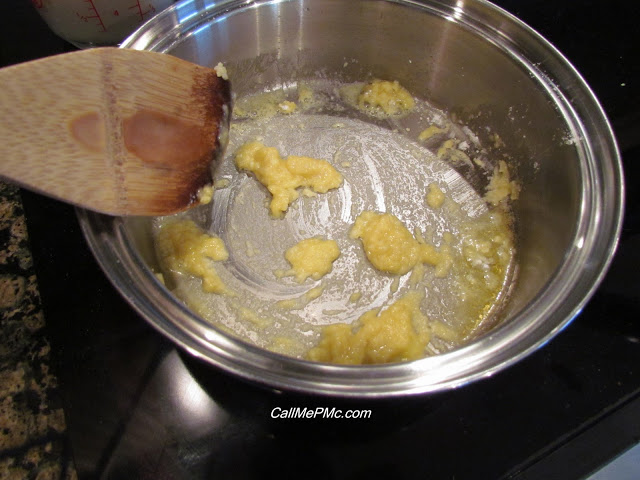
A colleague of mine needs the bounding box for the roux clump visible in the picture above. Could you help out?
[357,79,415,116]
[214,62,228,80]
[426,182,445,209]
[349,211,450,276]
[196,184,214,204]
[155,219,230,295]
[306,291,430,364]
[234,141,343,218]
[484,160,520,205]
[418,124,448,142]
[283,237,341,283]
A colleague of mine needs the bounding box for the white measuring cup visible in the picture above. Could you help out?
[31,0,175,49]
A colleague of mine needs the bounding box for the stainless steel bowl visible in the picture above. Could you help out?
[78,0,624,396]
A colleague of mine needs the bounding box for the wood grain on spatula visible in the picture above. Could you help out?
[0,47,231,216]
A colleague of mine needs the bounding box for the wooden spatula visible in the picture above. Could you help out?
[0,47,231,216]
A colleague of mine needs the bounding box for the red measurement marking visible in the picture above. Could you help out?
[82,0,106,32]
[129,0,144,22]
[129,1,157,21]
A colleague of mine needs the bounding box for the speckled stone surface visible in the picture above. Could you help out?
[0,182,76,479]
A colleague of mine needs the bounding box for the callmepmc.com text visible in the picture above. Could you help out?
[270,407,372,420]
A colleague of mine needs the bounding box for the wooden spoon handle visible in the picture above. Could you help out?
[0,48,230,216]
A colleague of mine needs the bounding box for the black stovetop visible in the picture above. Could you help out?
[3,1,639,479]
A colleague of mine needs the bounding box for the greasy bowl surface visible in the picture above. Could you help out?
[78,0,623,396]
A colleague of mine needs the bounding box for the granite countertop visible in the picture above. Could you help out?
[0,182,76,479]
